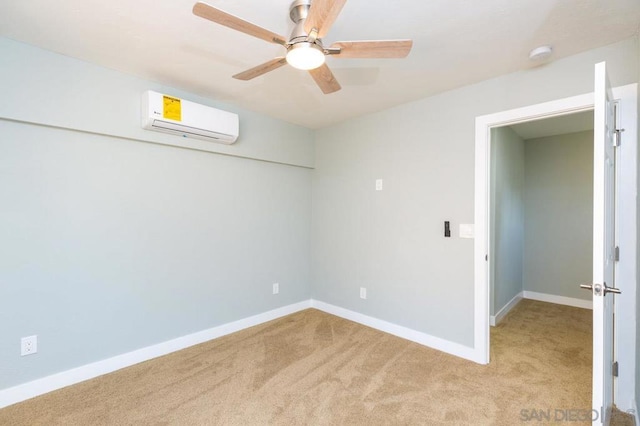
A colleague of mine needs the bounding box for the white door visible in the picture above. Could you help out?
[590,61,620,425]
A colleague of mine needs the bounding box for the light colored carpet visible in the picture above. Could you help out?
[611,408,636,426]
[0,299,594,425]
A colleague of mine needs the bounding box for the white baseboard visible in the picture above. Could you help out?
[1,297,532,409]
[522,291,592,310]
[0,300,312,409]
[490,291,592,326]
[310,300,477,363]
[490,292,523,326]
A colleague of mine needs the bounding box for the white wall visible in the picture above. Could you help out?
[523,131,593,300]
[312,37,639,347]
[490,127,524,315]
[0,38,314,390]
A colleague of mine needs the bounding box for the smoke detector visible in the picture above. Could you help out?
[529,45,553,61]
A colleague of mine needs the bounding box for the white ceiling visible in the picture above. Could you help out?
[1,0,639,129]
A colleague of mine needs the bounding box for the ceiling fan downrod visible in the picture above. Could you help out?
[288,0,319,44]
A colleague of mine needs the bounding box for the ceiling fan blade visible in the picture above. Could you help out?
[309,63,341,94]
[193,1,287,46]
[304,0,347,38]
[329,40,413,58]
[233,57,288,81]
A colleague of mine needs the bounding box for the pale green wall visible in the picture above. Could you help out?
[2,34,639,398]
[0,38,313,390]
[0,38,314,168]
[636,32,640,420]
[490,127,524,316]
[523,131,593,300]
[490,128,593,315]
[312,37,639,347]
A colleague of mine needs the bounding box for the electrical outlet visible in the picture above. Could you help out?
[375,179,383,191]
[273,283,279,295]
[21,335,37,356]
[360,287,367,299]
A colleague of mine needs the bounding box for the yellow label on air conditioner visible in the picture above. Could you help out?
[163,95,182,121]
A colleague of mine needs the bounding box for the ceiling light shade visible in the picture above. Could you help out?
[286,42,325,70]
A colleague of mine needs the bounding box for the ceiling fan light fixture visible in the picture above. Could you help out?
[286,42,325,70]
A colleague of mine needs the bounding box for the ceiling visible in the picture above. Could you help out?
[1,0,639,129]
[510,110,594,140]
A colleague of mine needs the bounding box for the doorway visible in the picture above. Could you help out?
[472,91,596,366]
[487,112,596,415]
[489,111,594,327]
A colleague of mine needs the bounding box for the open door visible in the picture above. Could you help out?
[586,61,621,425]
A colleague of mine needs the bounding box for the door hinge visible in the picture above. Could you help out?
[613,128,624,147]
[614,246,620,262]
[612,361,619,377]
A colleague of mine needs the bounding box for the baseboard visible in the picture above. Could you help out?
[490,292,523,326]
[310,300,477,363]
[522,291,592,309]
[1,296,539,409]
[489,290,591,327]
[0,300,312,409]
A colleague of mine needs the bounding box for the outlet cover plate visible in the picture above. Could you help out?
[21,335,38,356]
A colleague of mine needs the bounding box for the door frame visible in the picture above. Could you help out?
[472,84,637,411]
[474,91,594,365]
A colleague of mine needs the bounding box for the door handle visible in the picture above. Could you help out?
[579,283,621,296]
[603,283,621,295]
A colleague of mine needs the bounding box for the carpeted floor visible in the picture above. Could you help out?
[0,299,596,425]
[611,408,636,426]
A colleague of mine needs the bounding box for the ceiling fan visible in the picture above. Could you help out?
[192,0,413,94]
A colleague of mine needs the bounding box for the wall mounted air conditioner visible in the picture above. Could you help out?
[141,90,239,144]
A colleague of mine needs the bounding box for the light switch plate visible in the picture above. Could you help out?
[459,224,475,239]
